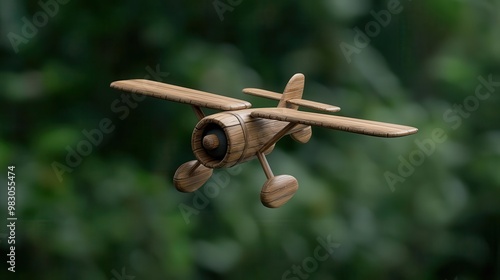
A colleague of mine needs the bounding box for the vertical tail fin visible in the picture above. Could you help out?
[278,73,305,109]
[277,73,312,143]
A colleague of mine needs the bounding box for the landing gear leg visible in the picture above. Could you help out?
[256,153,298,208]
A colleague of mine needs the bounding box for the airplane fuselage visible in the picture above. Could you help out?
[192,109,305,169]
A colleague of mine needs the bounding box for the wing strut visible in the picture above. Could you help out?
[259,122,299,153]
[256,122,300,208]
[191,106,205,120]
[257,122,299,180]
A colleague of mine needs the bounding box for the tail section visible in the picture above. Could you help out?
[278,73,312,143]
[278,73,305,109]
[290,126,312,143]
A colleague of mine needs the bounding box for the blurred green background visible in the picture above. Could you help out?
[1,0,499,279]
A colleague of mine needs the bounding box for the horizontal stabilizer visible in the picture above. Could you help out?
[243,88,282,100]
[243,88,340,113]
[287,99,341,113]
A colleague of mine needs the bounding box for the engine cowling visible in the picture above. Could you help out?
[192,110,280,169]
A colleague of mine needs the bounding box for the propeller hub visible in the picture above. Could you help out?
[196,123,228,161]
[202,134,220,150]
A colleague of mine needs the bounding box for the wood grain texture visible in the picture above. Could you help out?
[251,108,418,137]
[173,160,213,192]
[278,73,305,109]
[242,88,282,100]
[202,134,220,150]
[192,106,206,120]
[287,99,341,113]
[243,90,341,113]
[259,122,299,153]
[257,152,274,179]
[110,79,252,111]
[111,73,419,208]
[290,126,312,143]
[192,109,305,168]
[260,175,299,208]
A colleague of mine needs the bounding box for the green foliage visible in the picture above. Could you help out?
[1,0,499,279]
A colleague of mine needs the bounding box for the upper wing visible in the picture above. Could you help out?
[111,79,252,111]
[251,108,418,137]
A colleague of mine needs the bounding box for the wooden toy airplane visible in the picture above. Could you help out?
[110,73,417,208]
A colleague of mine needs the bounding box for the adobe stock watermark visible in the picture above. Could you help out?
[7,0,71,54]
[178,165,242,225]
[281,235,340,280]
[51,64,170,182]
[340,0,412,64]
[110,267,135,280]
[385,74,499,191]
[213,0,243,21]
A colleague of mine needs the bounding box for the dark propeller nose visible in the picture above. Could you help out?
[202,126,227,159]
[203,134,219,150]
